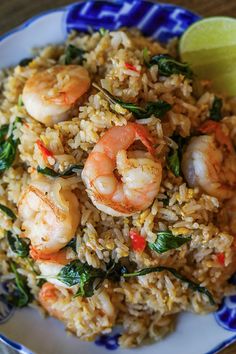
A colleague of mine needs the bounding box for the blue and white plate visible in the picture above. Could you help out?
[0,1,236,353]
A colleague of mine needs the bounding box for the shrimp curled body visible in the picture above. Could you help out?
[18,176,80,254]
[182,135,236,200]
[22,65,90,126]
[82,123,162,216]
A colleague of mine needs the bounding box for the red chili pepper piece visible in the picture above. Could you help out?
[36,139,54,161]
[216,252,225,266]
[129,229,146,252]
[124,62,140,73]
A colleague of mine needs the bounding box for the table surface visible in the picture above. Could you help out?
[1,0,236,35]
[1,1,236,354]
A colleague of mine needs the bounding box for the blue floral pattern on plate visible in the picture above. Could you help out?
[215,296,236,331]
[0,280,14,324]
[66,0,200,42]
[215,274,236,331]
[95,333,121,350]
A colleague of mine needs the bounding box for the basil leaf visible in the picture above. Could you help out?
[7,231,29,258]
[7,262,33,307]
[167,135,190,177]
[19,58,33,67]
[37,164,83,177]
[147,54,193,79]
[64,45,85,65]
[0,204,16,221]
[167,149,180,177]
[0,117,22,172]
[99,28,109,36]
[93,83,171,119]
[0,139,17,172]
[36,167,58,177]
[106,259,130,282]
[209,96,223,122]
[123,266,215,305]
[128,101,171,119]
[148,230,190,253]
[57,260,105,297]
[162,196,169,206]
[171,135,188,158]
[37,279,46,288]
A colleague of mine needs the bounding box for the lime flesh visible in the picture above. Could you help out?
[179,17,236,96]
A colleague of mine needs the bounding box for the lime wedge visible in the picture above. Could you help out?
[179,17,236,96]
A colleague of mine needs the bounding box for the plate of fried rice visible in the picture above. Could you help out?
[1,1,236,354]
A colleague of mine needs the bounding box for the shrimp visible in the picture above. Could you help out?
[82,122,162,216]
[39,283,64,319]
[182,135,236,200]
[18,175,80,254]
[39,282,116,339]
[31,247,71,288]
[22,65,90,126]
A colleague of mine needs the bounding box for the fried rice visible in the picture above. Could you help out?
[0,28,236,348]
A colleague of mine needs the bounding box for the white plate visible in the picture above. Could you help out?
[0,2,236,353]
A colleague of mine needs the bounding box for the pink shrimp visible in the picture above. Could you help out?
[82,123,162,216]
[22,65,90,126]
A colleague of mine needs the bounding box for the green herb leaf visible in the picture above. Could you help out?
[37,164,83,177]
[167,149,180,177]
[0,204,16,221]
[0,117,22,173]
[209,96,223,121]
[106,259,130,282]
[147,54,193,79]
[37,279,46,288]
[7,231,29,257]
[143,48,150,66]
[7,262,33,307]
[123,266,215,305]
[167,135,190,177]
[0,139,17,172]
[162,196,169,206]
[57,260,105,297]
[64,45,85,65]
[99,28,109,36]
[19,58,33,67]
[92,83,171,119]
[148,230,190,253]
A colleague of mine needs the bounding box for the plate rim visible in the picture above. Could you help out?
[0,0,201,43]
[0,1,235,354]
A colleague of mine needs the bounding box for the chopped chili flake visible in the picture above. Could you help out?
[199,120,233,152]
[216,252,225,266]
[124,62,140,73]
[129,229,146,252]
[36,139,54,161]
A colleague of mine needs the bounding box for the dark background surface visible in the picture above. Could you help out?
[1,0,236,35]
[1,0,236,354]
